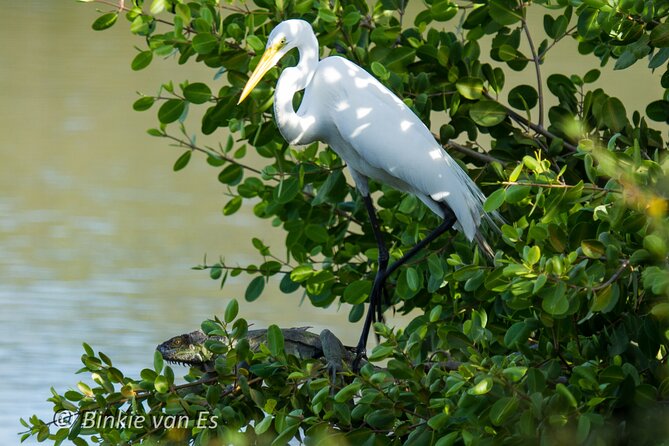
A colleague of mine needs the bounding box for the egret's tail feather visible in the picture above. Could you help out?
[475,209,503,259]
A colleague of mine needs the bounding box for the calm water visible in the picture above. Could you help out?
[0,1,662,444]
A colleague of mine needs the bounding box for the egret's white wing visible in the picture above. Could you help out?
[311,57,484,241]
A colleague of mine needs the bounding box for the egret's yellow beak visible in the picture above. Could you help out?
[238,43,283,104]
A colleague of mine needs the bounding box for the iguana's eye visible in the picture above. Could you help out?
[172,338,182,346]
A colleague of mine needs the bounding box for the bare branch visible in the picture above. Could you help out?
[521,19,544,127]
[483,91,578,153]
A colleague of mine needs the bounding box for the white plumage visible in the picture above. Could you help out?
[239,19,495,251]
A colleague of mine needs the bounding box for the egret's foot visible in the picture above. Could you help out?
[352,349,366,373]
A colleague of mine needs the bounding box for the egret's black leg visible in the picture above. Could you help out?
[353,204,457,371]
[354,195,389,370]
[384,206,457,279]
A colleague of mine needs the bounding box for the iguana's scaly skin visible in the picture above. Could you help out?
[156,327,357,373]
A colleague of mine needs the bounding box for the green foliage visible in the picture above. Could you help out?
[23,0,669,444]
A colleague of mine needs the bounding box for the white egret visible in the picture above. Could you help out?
[238,19,497,367]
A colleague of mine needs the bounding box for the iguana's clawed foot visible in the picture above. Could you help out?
[320,329,348,381]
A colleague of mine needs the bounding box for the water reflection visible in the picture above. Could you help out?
[0,2,357,442]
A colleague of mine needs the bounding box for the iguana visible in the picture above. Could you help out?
[156,327,358,376]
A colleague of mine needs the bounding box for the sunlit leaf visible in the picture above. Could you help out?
[469,100,507,126]
[91,12,118,30]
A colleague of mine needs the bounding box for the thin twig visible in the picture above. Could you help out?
[483,91,578,153]
[162,134,264,175]
[432,132,503,164]
[93,0,195,33]
[538,25,578,59]
[521,19,544,127]
[500,181,621,193]
[591,260,630,292]
[446,140,505,165]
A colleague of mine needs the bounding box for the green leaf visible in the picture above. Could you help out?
[150,0,168,14]
[577,415,591,443]
[223,196,242,215]
[255,415,273,435]
[192,33,218,55]
[455,77,484,100]
[489,397,518,426]
[304,224,329,243]
[131,51,152,71]
[133,96,155,111]
[533,274,548,294]
[556,383,578,407]
[431,0,458,22]
[218,164,243,185]
[267,324,284,357]
[508,163,523,182]
[334,382,361,403]
[505,185,530,203]
[489,0,523,26]
[342,11,362,27]
[601,97,627,132]
[504,321,529,347]
[583,69,600,83]
[130,15,153,35]
[343,280,371,305]
[153,349,164,374]
[468,376,493,395]
[388,359,414,379]
[245,276,265,302]
[577,8,600,40]
[406,267,420,291]
[158,99,186,124]
[173,150,191,171]
[650,22,669,48]
[484,189,506,212]
[279,274,300,293]
[469,100,507,127]
[224,299,239,323]
[312,170,345,205]
[429,305,442,322]
[183,82,212,104]
[508,84,538,110]
[273,178,300,204]
[581,240,605,258]
[318,8,338,23]
[644,234,667,258]
[542,283,569,316]
[91,12,118,31]
[497,44,519,62]
[427,412,450,430]
[368,345,394,362]
[246,35,265,53]
[591,285,619,313]
[290,265,313,282]
[365,409,396,430]
[370,61,389,80]
[502,366,528,382]
[646,100,669,122]
[525,245,540,266]
[154,375,169,393]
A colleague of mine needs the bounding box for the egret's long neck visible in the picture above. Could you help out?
[274,32,319,145]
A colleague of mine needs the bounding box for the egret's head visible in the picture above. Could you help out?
[238,20,312,104]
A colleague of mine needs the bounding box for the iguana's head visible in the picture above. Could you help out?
[156,330,213,367]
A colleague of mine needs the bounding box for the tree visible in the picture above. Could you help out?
[23,0,669,444]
